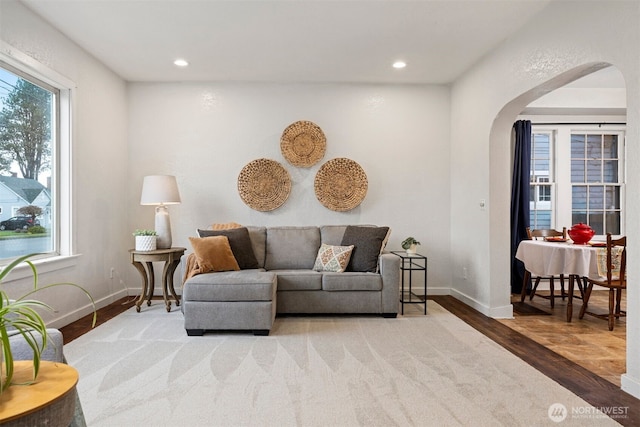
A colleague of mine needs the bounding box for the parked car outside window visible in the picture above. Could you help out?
[0,216,41,231]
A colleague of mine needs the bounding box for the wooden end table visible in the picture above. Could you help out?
[129,247,186,312]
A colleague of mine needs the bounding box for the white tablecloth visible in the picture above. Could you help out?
[515,240,599,278]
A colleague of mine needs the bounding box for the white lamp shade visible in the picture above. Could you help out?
[140,175,181,205]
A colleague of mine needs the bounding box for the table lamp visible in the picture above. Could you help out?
[140,175,181,249]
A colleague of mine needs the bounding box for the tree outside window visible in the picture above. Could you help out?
[0,65,55,261]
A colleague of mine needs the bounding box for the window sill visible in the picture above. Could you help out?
[1,254,81,283]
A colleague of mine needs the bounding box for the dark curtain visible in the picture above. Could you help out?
[510,120,531,294]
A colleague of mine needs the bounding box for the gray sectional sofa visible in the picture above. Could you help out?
[181,225,400,336]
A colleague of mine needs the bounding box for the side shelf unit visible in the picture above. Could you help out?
[391,251,427,315]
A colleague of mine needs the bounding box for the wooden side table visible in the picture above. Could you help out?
[0,361,78,426]
[129,247,186,312]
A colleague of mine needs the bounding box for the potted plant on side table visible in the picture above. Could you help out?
[1,253,96,393]
[401,237,421,255]
[133,229,157,251]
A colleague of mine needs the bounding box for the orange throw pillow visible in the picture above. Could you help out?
[189,236,240,273]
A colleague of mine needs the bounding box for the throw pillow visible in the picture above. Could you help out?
[341,226,390,272]
[313,244,354,273]
[189,236,240,273]
[197,227,259,269]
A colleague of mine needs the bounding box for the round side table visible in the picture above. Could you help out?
[0,360,78,426]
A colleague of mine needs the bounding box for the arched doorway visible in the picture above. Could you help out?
[494,63,628,384]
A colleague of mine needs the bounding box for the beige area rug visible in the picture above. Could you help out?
[64,301,619,427]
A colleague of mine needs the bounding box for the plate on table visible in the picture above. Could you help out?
[545,237,567,242]
[589,241,607,247]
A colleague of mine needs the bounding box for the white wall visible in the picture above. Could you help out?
[449,1,640,398]
[0,1,130,324]
[126,82,452,293]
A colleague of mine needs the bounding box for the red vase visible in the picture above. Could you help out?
[568,223,595,245]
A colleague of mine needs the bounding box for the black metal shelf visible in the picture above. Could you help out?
[391,251,427,315]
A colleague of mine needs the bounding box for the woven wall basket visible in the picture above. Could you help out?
[238,158,292,211]
[280,120,326,167]
[314,158,368,212]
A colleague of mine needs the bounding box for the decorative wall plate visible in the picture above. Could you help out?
[314,158,368,211]
[238,159,291,211]
[280,120,326,167]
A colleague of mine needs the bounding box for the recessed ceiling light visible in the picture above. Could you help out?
[174,59,189,67]
[393,61,406,69]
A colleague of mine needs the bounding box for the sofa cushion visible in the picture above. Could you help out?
[322,272,382,291]
[198,227,259,269]
[341,226,390,273]
[320,225,348,245]
[313,243,354,272]
[271,270,323,291]
[265,226,320,270]
[188,236,240,273]
[183,271,276,301]
[247,226,267,268]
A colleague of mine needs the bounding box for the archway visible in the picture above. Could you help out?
[489,61,628,383]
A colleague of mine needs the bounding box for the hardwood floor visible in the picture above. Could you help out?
[502,289,626,387]
[430,294,639,426]
[60,294,639,425]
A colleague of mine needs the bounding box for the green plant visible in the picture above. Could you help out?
[401,237,421,250]
[132,229,157,236]
[0,253,96,393]
[27,225,47,234]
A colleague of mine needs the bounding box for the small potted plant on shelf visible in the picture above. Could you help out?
[401,237,421,255]
[0,253,96,394]
[133,229,157,251]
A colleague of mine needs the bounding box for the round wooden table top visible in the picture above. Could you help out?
[0,360,78,423]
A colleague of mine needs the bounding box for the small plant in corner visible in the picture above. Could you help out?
[401,237,421,250]
[132,229,157,236]
[0,253,96,394]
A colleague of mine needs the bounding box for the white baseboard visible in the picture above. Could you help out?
[48,288,129,329]
[621,374,640,400]
[450,288,513,319]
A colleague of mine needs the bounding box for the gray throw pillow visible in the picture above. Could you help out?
[197,227,259,269]
[341,226,390,272]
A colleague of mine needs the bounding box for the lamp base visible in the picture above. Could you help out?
[155,205,172,249]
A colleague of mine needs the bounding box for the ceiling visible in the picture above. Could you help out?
[21,0,557,84]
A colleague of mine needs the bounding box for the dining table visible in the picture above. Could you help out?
[515,239,603,322]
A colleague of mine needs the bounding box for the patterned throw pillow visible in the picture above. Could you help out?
[313,244,355,273]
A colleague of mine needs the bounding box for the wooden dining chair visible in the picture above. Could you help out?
[579,233,626,331]
[523,227,567,308]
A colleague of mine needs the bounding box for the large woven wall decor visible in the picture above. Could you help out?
[238,158,292,211]
[280,120,326,167]
[314,158,368,211]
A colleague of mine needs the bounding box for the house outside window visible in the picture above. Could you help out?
[530,125,625,236]
[0,58,68,263]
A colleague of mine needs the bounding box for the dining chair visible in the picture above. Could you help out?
[579,233,626,331]
[523,227,567,308]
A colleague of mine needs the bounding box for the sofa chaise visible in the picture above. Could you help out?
[181,225,400,336]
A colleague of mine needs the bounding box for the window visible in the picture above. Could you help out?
[570,132,622,234]
[0,53,71,264]
[529,132,554,229]
[530,125,625,236]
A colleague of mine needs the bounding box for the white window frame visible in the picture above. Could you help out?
[0,42,78,275]
[532,124,626,237]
